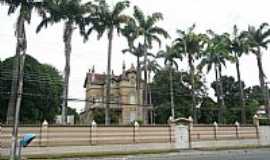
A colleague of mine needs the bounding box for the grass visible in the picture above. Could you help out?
[0,149,178,160]
[2,145,270,160]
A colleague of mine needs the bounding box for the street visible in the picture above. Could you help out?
[70,148,270,160]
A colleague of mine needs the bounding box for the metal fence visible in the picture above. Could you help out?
[190,124,259,142]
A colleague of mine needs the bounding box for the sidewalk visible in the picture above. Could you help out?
[0,143,176,159]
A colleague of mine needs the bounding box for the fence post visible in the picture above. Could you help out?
[213,121,218,140]
[134,121,139,143]
[253,115,260,139]
[91,120,97,145]
[188,116,193,149]
[89,123,92,145]
[169,124,172,144]
[235,121,240,139]
[41,120,48,147]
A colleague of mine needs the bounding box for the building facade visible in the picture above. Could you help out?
[80,63,152,124]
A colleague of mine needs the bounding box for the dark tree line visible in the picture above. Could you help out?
[0,55,64,123]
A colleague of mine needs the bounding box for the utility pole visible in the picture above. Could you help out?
[265,82,270,118]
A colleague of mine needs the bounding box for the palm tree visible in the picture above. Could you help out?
[246,23,270,117]
[198,31,232,123]
[133,6,169,105]
[140,58,161,105]
[36,0,93,124]
[83,0,130,125]
[0,0,45,159]
[122,19,143,116]
[2,0,44,125]
[230,25,250,124]
[174,24,208,123]
[157,45,179,119]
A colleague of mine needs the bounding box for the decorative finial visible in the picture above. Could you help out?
[123,60,126,72]
[91,65,95,73]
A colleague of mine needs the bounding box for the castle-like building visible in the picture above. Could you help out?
[80,63,153,124]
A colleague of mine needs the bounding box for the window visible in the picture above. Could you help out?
[129,93,136,104]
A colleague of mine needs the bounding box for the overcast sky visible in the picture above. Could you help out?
[1,0,270,112]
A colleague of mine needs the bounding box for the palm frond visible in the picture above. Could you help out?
[133,6,145,27]
[112,0,129,17]
[149,27,170,39]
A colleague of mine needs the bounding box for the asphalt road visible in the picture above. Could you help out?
[69,148,270,160]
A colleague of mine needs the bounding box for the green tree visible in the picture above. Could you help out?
[151,70,207,123]
[174,24,208,123]
[36,0,93,124]
[0,55,63,123]
[132,6,169,105]
[82,0,130,125]
[157,45,179,118]
[246,23,270,117]
[1,0,45,126]
[198,31,232,123]
[229,25,250,123]
[211,76,259,123]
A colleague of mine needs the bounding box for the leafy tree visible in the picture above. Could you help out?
[0,55,63,123]
[198,31,232,123]
[157,45,179,118]
[151,69,207,123]
[211,76,259,123]
[1,0,45,126]
[174,24,208,123]
[199,97,219,124]
[82,0,130,125]
[36,0,93,124]
[246,23,270,116]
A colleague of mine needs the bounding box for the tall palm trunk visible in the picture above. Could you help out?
[105,28,114,125]
[10,13,27,160]
[256,49,270,116]
[142,38,148,123]
[217,64,225,124]
[234,53,246,123]
[169,65,175,119]
[148,71,153,123]
[6,42,20,125]
[136,55,141,119]
[188,54,197,123]
[148,71,152,105]
[61,22,74,125]
[143,38,148,106]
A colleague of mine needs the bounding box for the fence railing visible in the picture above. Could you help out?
[190,124,259,142]
[0,124,175,148]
